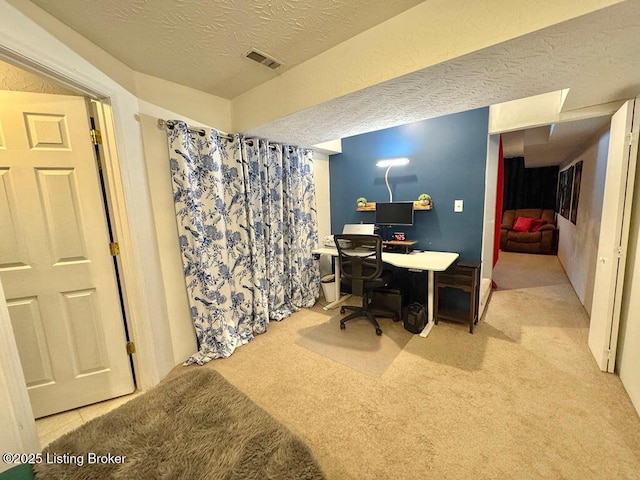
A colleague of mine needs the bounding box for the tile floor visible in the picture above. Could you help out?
[35,391,143,447]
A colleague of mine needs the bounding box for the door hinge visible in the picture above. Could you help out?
[109,242,120,256]
[126,342,136,355]
[626,131,639,148]
[614,246,624,259]
[90,128,102,145]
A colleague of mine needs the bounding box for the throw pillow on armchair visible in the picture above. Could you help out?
[513,216,535,232]
[500,209,557,255]
[530,218,547,232]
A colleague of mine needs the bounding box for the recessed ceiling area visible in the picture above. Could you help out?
[502,116,612,168]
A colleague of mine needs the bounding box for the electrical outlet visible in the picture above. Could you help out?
[454,199,463,212]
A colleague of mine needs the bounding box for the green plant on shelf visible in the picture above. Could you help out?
[418,193,432,206]
[356,197,367,207]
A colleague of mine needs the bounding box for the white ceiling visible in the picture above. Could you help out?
[243,1,640,149]
[28,0,424,99]
[502,117,612,167]
[23,1,640,160]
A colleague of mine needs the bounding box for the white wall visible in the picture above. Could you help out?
[313,152,332,276]
[134,72,232,133]
[489,90,568,134]
[314,152,331,240]
[617,141,640,414]
[557,128,610,314]
[138,109,198,365]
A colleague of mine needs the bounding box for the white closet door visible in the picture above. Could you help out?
[589,97,639,372]
[0,91,134,417]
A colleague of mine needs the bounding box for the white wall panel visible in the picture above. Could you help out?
[62,289,107,375]
[36,168,88,264]
[557,128,609,314]
[0,168,30,270]
[7,297,53,388]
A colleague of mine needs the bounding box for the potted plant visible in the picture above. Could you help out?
[356,197,368,208]
[418,193,432,206]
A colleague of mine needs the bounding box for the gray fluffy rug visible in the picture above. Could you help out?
[35,368,325,480]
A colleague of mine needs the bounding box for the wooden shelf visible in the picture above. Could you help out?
[356,201,433,212]
[356,202,376,211]
[413,201,433,211]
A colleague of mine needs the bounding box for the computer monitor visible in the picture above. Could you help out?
[374,202,414,226]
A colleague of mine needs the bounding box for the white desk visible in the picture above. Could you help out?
[313,247,459,337]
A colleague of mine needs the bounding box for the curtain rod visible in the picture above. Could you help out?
[158,118,296,151]
[158,118,234,141]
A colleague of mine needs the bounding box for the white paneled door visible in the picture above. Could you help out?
[0,91,134,418]
[589,97,640,372]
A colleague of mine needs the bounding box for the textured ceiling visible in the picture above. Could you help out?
[20,0,640,164]
[0,59,78,95]
[245,1,640,150]
[29,0,424,99]
[503,117,612,167]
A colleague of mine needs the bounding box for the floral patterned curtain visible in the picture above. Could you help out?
[166,122,320,364]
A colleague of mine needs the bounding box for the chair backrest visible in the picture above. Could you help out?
[333,234,384,283]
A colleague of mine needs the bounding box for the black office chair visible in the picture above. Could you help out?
[334,234,398,336]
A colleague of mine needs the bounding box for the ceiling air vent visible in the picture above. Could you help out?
[245,49,281,70]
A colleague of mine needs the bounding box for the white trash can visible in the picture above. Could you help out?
[321,274,336,303]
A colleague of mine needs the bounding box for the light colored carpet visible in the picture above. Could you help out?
[295,306,412,377]
[171,252,640,479]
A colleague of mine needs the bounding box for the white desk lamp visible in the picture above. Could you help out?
[376,157,410,202]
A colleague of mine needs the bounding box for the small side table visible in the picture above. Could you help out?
[434,260,480,333]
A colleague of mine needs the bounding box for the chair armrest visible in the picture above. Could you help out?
[538,224,556,232]
[501,210,516,229]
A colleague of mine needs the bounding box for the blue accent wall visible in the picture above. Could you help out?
[329,108,489,261]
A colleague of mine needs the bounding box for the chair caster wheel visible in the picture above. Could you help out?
[340,307,345,314]
[393,316,400,322]
[375,328,382,336]
[340,323,346,330]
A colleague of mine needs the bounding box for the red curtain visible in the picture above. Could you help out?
[492,136,504,287]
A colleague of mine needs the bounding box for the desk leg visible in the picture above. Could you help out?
[323,255,351,310]
[419,270,435,338]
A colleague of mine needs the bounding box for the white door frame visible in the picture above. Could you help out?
[588,98,639,372]
[1,91,137,417]
[0,2,171,456]
[0,59,160,389]
[479,134,500,317]
[486,96,634,368]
